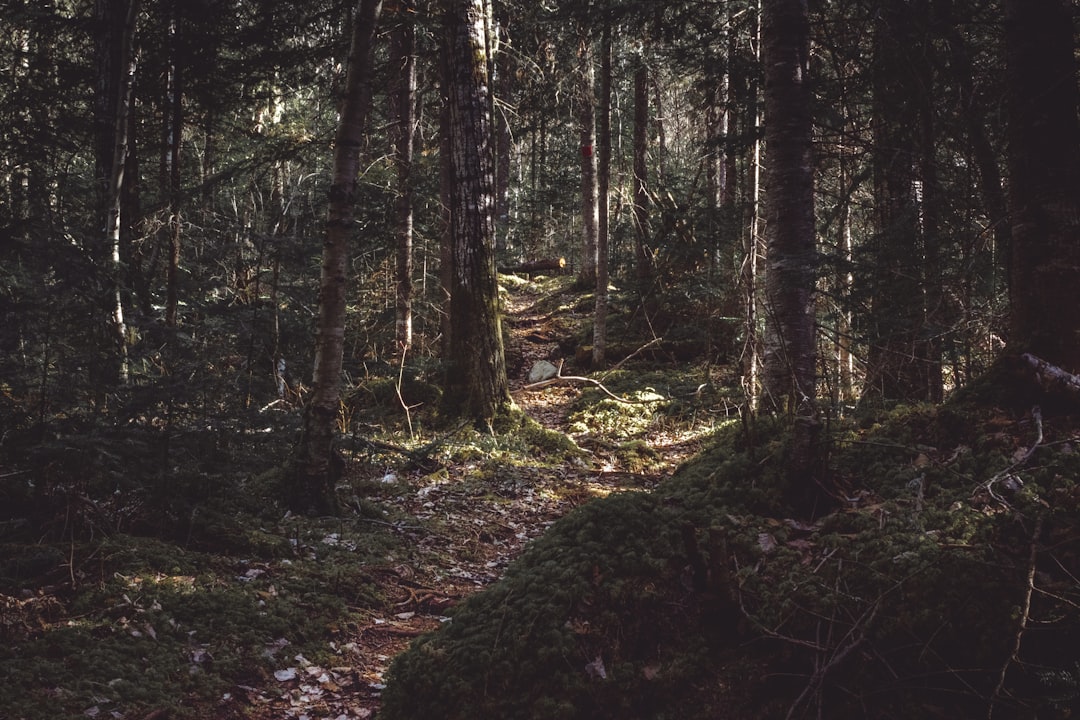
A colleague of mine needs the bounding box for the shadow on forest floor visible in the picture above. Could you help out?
[0,274,740,720]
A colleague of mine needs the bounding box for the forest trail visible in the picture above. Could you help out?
[249,280,706,720]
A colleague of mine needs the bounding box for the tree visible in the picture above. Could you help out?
[94,0,140,386]
[760,0,818,489]
[577,30,599,286]
[162,0,183,328]
[632,62,653,283]
[292,0,384,515]
[592,17,612,367]
[861,0,938,404]
[392,3,417,349]
[441,0,514,426]
[1004,0,1080,371]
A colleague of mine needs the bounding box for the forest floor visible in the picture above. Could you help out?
[245,277,718,720]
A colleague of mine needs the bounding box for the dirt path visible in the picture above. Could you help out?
[247,285,697,720]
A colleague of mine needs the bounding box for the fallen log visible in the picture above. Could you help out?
[499,257,566,274]
[1019,352,1080,406]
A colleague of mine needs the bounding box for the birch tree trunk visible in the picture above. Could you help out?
[292,0,383,514]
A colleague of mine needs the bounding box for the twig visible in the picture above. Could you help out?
[974,406,1043,506]
[988,512,1043,719]
[395,342,420,440]
[607,337,663,372]
[785,599,880,720]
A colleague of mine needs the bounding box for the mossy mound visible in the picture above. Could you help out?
[382,400,1080,719]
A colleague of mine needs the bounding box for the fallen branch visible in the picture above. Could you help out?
[350,420,469,467]
[988,513,1043,720]
[1020,352,1080,405]
[521,364,665,405]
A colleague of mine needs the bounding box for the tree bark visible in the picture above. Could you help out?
[593,19,612,367]
[632,63,653,283]
[760,0,820,504]
[442,0,513,427]
[862,0,937,404]
[760,0,816,414]
[293,0,383,514]
[1004,0,1080,371]
[163,0,183,328]
[577,31,599,286]
[95,0,139,387]
[392,5,416,349]
[741,0,763,409]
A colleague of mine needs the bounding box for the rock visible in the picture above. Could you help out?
[527,360,559,383]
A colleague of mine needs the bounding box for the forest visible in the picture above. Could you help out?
[2,0,1080,717]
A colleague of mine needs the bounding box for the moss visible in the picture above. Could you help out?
[383,392,1080,719]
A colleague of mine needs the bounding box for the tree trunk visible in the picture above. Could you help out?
[493,15,513,253]
[442,0,513,427]
[937,0,1011,283]
[862,0,936,404]
[577,31,599,286]
[741,0,763,409]
[761,0,816,414]
[163,0,183,328]
[392,5,416,349]
[293,0,383,515]
[95,0,139,387]
[760,0,819,504]
[593,19,612,367]
[1004,0,1080,371]
[632,63,653,283]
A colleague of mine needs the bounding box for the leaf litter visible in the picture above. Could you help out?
[241,282,712,720]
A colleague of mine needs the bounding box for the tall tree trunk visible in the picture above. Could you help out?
[593,18,612,367]
[577,31,599,287]
[760,0,819,503]
[163,0,183,328]
[917,30,944,403]
[1004,0,1080,370]
[937,0,1011,284]
[493,15,513,253]
[632,63,653,283]
[95,0,139,386]
[761,0,816,414]
[741,0,763,409]
[442,0,513,427]
[293,0,383,514]
[392,5,416,349]
[863,0,934,404]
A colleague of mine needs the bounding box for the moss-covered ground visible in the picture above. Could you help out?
[6,276,1079,719]
[381,380,1080,719]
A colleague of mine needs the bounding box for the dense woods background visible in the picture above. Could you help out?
[3,0,1080,717]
